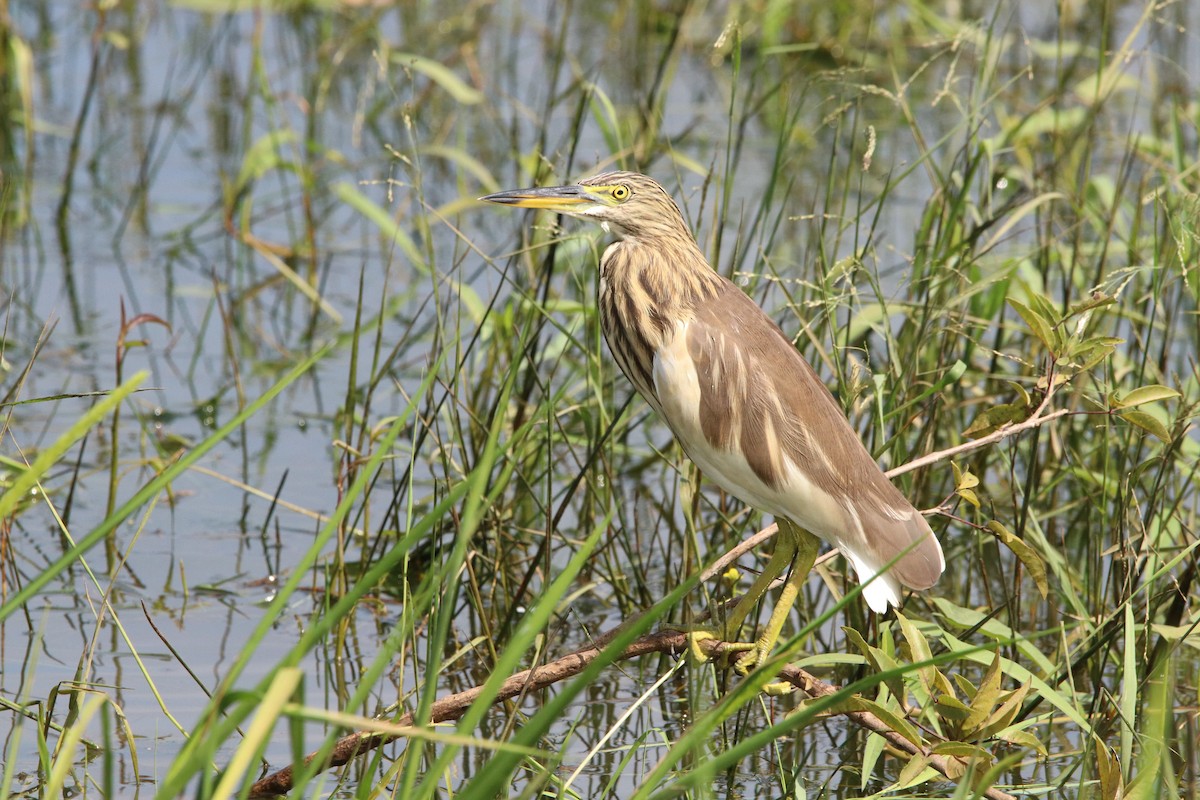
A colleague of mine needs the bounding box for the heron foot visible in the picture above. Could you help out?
[683,630,793,694]
[684,628,755,666]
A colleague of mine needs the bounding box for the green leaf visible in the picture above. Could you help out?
[893,613,937,699]
[995,727,1048,754]
[884,360,967,421]
[1005,381,1032,408]
[987,520,1049,598]
[1009,105,1088,140]
[335,181,427,274]
[952,672,978,702]
[930,741,993,760]
[928,741,993,780]
[935,693,972,721]
[1095,734,1124,800]
[841,627,905,699]
[1119,409,1172,442]
[963,403,1027,439]
[0,373,146,521]
[936,625,1094,734]
[952,462,982,508]
[1072,340,1119,373]
[233,130,298,198]
[1026,291,1062,330]
[842,625,872,660]
[954,464,980,490]
[963,654,1003,735]
[976,681,1032,739]
[392,53,484,104]
[895,753,935,789]
[1008,297,1057,352]
[1112,384,1181,409]
[931,598,1057,677]
[839,696,926,749]
[861,732,885,790]
[1066,291,1116,318]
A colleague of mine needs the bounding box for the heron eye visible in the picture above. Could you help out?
[611,185,630,201]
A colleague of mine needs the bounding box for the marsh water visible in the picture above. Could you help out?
[3,1,1199,797]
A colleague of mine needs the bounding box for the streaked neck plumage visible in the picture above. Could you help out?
[596,218,724,402]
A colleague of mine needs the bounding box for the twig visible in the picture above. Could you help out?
[886,387,1068,479]
[247,630,685,797]
[248,631,1015,800]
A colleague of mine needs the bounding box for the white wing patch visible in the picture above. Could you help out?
[839,540,903,612]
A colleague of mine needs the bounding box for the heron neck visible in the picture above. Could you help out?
[598,237,722,316]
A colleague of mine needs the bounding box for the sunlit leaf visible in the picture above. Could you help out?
[987,520,1049,598]
[861,732,885,790]
[833,696,925,749]
[952,463,981,508]
[954,464,980,490]
[1026,291,1062,329]
[234,130,298,198]
[417,144,498,191]
[1095,734,1124,800]
[1149,623,1200,649]
[841,627,905,700]
[1035,371,1070,391]
[963,403,1026,439]
[896,753,935,789]
[1008,297,1057,352]
[1009,105,1088,140]
[1118,409,1172,442]
[1074,70,1143,105]
[1066,291,1116,318]
[334,181,427,274]
[0,373,146,521]
[931,598,1058,677]
[976,681,1031,740]
[995,728,1048,754]
[1111,384,1181,409]
[935,693,972,722]
[952,672,978,703]
[1005,381,1031,408]
[1073,340,1119,373]
[392,53,484,105]
[846,301,887,344]
[940,631,1096,738]
[893,613,937,698]
[929,741,992,780]
[930,741,993,760]
[963,654,1003,735]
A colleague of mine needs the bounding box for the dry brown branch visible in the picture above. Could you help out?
[247,630,686,796]
[249,630,1016,800]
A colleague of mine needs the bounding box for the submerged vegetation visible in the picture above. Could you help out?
[1,1,1197,798]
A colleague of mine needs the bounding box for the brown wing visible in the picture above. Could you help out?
[686,281,943,590]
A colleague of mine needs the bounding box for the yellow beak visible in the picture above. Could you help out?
[479,184,596,213]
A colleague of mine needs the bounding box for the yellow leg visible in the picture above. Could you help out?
[734,520,819,673]
[722,529,796,635]
[687,533,793,665]
[687,518,819,676]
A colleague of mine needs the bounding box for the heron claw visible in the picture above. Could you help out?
[684,628,754,666]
